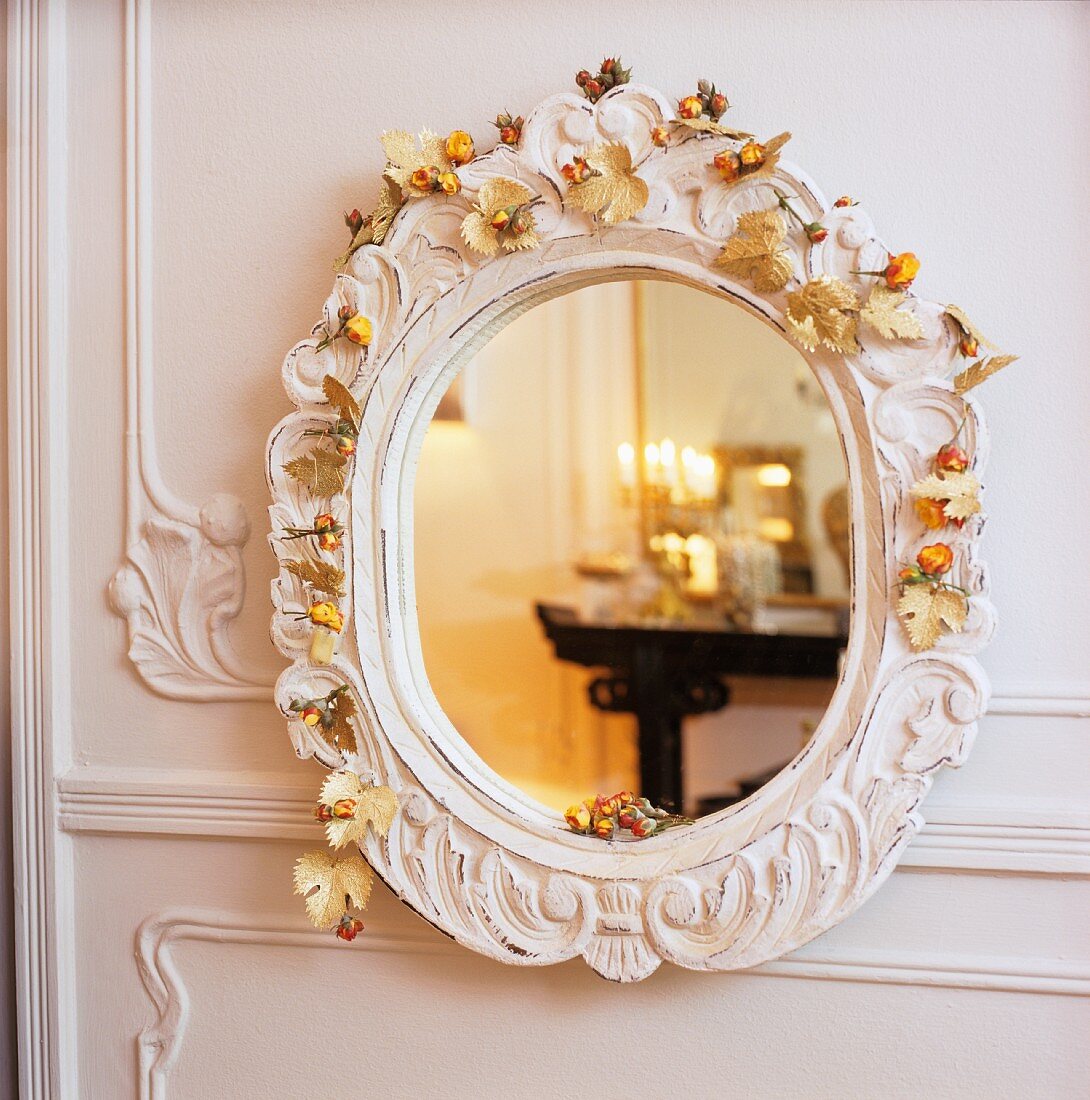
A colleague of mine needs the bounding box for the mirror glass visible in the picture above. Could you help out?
[413,281,849,828]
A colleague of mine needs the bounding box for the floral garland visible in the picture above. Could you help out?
[281,58,1017,931]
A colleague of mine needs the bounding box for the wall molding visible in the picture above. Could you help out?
[57,768,1090,877]
[134,905,1090,1098]
[105,0,276,702]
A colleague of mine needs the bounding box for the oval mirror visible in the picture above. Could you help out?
[414,279,849,829]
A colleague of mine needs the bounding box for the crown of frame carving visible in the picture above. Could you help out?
[267,82,993,982]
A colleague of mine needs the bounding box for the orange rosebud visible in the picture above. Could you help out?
[959,333,979,358]
[301,705,322,727]
[317,531,340,552]
[445,130,474,167]
[314,512,336,531]
[678,95,704,119]
[936,444,969,472]
[650,126,669,147]
[884,252,920,290]
[314,802,334,822]
[631,816,657,838]
[833,195,856,208]
[335,915,364,941]
[739,141,767,169]
[915,498,948,530]
[917,543,953,577]
[899,565,923,582]
[308,601,344,632]
[805,222,828,243]
[499,124,520,145]
[335,434,356,457]
[332,798,357,820]
[713,150,741,182]
[343,314,372,345]
[410,165,440,193]
[584,78,604,101]
[490,207,512,231]
[597,798,618,818]
[618,805,640,829]
[564,804,591,831]
[709,92,728,118]
[594,817,615,839]
[561,157,593,185]
[437,171,461,196]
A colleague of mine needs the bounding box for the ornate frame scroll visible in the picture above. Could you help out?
[267,82,993,981]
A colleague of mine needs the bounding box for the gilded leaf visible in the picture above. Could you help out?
[567,142,649,226]
[677,116,754,140]
[461,177,539,255]
[283,448,347,496]
[897,583,968,651]
[953,354,1018,395]
[284,558,346,598]
[718,132,792,188]
[911,471,981,521]
[785,276,861,353]
[945,304,997,351]
[319,771,399,849]
[860,284,925,340]
[322,374,361,430]
[370,174,403,245]
[327,690,358,755]
[715,209,793,292]
[380,129,451,190]
[293,851,374,930]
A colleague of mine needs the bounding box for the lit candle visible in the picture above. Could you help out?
[685,533,718,595]
[617,441,636,489]
[644,441,661,486]
[660,438,679,490]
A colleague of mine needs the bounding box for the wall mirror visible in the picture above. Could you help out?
[415,280,849,822]
[270,77,1001,981]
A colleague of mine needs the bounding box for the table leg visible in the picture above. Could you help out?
[632,644,683,813]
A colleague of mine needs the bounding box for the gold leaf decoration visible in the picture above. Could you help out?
[293,851,374,930]
[319,771,399,849]
[945,304,997,351]
[911,471,981,521]
[953,354,1019,395]
[284,559,346,598]
[567,143,649,226]
[283,448,347,496]
[460,177,539,255]
[785,276,861,353]
[380,129,451,191]
[322,374,361,431]
[860,284,925,340]
[677,116,754,140]
[327,690,357,754]
[370,174,404,246]
[715,209,793,292]
[897,583,968,651]
[717,132,793,188]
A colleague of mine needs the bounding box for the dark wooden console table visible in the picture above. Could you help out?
[535,602,847,813]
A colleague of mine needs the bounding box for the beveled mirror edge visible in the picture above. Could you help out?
[269,81,992,981]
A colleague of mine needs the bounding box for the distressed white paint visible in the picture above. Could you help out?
[7,0,1089,1095]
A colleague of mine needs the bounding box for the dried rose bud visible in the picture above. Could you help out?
[915,498,948,530]
[337,303,354,322]
[600,57,616,74]
[509,210,532,236]
[650,126,669,147]
[618,805,640,829]
[575,69,591,88]
[499,124,520,145]
[917,543,954,577]
[335,434,356,457]
[594,817,615,840]
[314,512,336,532]
[678,95,704,120]
[344,314,372,345]
[631,816,657,838]
[335,915,364,942]
[713,150,742,183]
[959,333,979,358]
[301,706,322,728]
[883,251,920,290]
[584,78,604,101]
[833,195,856,208]
[332,798,357,820]
[709,92,728,118]
[899,565,924,583]
[561,157,593,185]
[739,140,767,169]
[564,804,591,831]
[805,222,828,243]
[936,444,970,472]
[314,802,334,822]
[445,130,474,167]
[409,165,440,193]
[490,207,512,232]
[437,171,461,196]
[344,208,365,234]
[317,531,340,552]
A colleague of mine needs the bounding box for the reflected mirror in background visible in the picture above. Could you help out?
[413,281,849,825]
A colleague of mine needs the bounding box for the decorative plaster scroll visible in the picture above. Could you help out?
[108,0,276,700]
[269,82,994,980]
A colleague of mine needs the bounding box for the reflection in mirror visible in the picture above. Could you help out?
[414,281,849,828]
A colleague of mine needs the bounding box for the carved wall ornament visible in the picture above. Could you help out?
[268,69,1011,981]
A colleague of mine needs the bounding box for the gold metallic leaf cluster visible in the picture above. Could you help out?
[897,584,968,650]
[461,177,539,255]
[954,354,1019,395]
[715,209,794,292]
[566,143,649,226]
[293,851,374,930]
[860,284,925,340]
[785,276,861,353]
[326,690,357,755]
[380,129,452,192]
[911,471,981,522]
[677,116,754,140]
[717,132,792,188]
[283,448,347,496]
[334,176,404,269]
[319,771,399,849]
[284,559,345,598]
[945,304,997,352]
[322,374,361,430]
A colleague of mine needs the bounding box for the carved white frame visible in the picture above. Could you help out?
[268,83,993,982]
